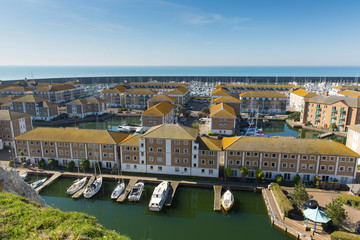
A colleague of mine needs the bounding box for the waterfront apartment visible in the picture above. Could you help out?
[215,84,296,97]
[13,127,129,169]
[119,124,220,177]
[289,89,318,111]
[328,86,360,96]
[147,95,176,108]
[0,95,20,110]
[100,85,127,107]
[66,97,107,118]
[167,87,190,105]
[33,84,85,104]
[213,96,242,116]
[210,103,236,135]
[0,86,32,97]
[211,87,230,103]
[0,110,32,147]
[141,102,175,127]
[239,91,288,114]
[10,95,59,121]
[301,95,360,131]
[346,125,360,159]
[126,82,189,95]
[223,136,358,184]
[124,89,157,109]
[338,89,360,98]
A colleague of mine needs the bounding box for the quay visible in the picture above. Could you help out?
[165,181,180,207]
[35,172,62,193]
[117,178,138,202]
[72,175,95,199]
[213,185,222,211]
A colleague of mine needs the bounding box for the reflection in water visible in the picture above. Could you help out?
[37,177,294,240]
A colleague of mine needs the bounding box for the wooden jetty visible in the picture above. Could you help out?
[318,131,334,138]
[72,175,95,199]
[35,172,62,193]
[117,178,138,202]
[213,185,222,211]
[165,181,180,207]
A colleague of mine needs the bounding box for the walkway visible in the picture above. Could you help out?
[35,172,62,193]
[117,178,138,202]
[213,185,222,211]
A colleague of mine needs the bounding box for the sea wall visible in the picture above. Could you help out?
[0,166,46,207]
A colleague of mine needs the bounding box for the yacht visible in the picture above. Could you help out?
[128,182,144,202]
[83,176,102,198]
[149,181,170,211]
[66,177,87,195]
[111,181,125,200]
[30,178,47,189]
[221,190,234,212]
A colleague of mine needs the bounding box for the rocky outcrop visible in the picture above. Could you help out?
[0,166,46,207]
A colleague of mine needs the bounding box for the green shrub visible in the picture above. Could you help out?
[331,231,360,240]
[67,161,75,172]
[337,193,360,210]
[269,183,295,217]
[293,174,301,183]
[39,159,46,168]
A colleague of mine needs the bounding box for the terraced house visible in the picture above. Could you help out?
[126,82,189,95]
[141,102,175,127]
[119,124,220,177]
[66,97,107,118]
[289,89,318,111]
[124,89,156,109]
[166,87,190,105]
[213,96,242,116]
[301,95,360,131]
[147,94,176,108]
[211,87,230,103]
[0,110,32,147]
[215,84,296,97]
[0,86,32,97]
[13,127,129,169]
[210,103,237,135]
[223,136,359,184]
[239,91,288,114]
[33,84,84,103]
[100,85,127,107]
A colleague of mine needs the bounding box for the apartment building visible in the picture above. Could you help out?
[141,102,175,127]
[0,95,20,110]
[100,85,127,107]
[346,125,360,159]
[147,95,176,108]
[11,95,59,121]
[210,103,237,135]
[329,86,360,96]
[33,84,83,103]
[13,127,129,169]
[223,136,358,184]
[211,87,230,103]
[215,84,296,97]
[126,82,189,95]
[167,87,190,105]
[0,86,32,97]
[338,90,360,98]
[0,110,32,146]
[301,95,360,131]
[213,96,242,116]
[124,89,156,109]
[239,91,288,114]
[119,124,219,177]
[66,97,107,118]
[289,89,318,111]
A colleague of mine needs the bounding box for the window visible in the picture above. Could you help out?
[301,164,307,169]
[209,170,214,174]
[157,148,162,153]
[184,159,188,164]
[149,147,153,152]
[341,157,346,162]
[176,158,181,164]
[291,154,296,159]
[253,161,258,166]
[321,156,327,161]
[79,143,84,148]
[309,164,315,170]
[229,151,234,156]
[302,155,307,160]
[132,155,137,161]
[290,163,295,168]
[45,150,49,154]
[246,152,251,157]
[271,162,276,168]
[283,154,288,158]
[339,166,345,172]
[310,155,316,160]
[272,153,277,158]
[73,143,77,148]
[149,156,154,162]
[184,140,188,145]
[201,169,205,173]
[348,167,353,172]
[263,161,268,167]
[320,165,326,170]
[126,164,130,169]
[103,152,108,157]
[246,161,250,166]
[133,147,137,151]
[157,139,162,144]
[125,146,130,151]
[125,155,130,160]
[328,165,334,171]
[209,151,214,155]
[157,157,163,162]
[329,156,335,161]
[175,140,180,145]
[149,139,153,144]
[201,160,205,164]
[150,166,153,170]
[236,160,241,165]
[264,153,269,158]
[184,149,188,154]
[349,158,354,162]
[175,148,180,153]
[229,160,234,165]
[282,163,287,168]
[236,152,241,156]
[184,168,188,172]
[209,160,214,165]
[175,167,180,172]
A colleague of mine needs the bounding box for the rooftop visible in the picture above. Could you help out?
[125,89,157,95]
[142,102,175,116]
[210,103,236,118]
[347,125,360,133]
[167,87,189,95]
[148,94,176,102]
[66,97,106,105]
[215,84,295,89]
[198,137,222,151]
[34,85,75,92]
[338,90,360,98]
[0,110,30,121]
[212,87,230,96]
[213,96,243,103]
[142,124,198,140]
[120,134,141,146]
[239,91,287,98]
[307,95,359,108]
[291,89,318,98]
[12,95,49,103]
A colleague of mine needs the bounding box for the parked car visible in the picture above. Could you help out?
[303,200,318,209]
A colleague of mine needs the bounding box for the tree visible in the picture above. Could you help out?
[289,181,311,207]
[255,169,264,181]
[289,112,301,122]
[276,174,283,185]
[198,112,205,119]
[48,159,58,170]
[325,198,347,226]
[201,107,210,115]
[81,159,90,171]
[293,174,301,183]
[225,167,232,179]
[67,161,75,172]
[240,166,248,181]
[329,123,337,131]
[314,174,321,189]
[39,159,46,168]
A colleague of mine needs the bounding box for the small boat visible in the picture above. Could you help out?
[83,176,103,198]
[128,182,144,202]
[221,190,234,212]
[247,118,255,126]
[19,172,28,179]
[111,181,125,200]
[149,181,170,211]
[66,177,87,195]
[30,178,47,189]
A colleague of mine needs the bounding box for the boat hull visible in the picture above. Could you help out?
[221,190,234,212]
[83,177,102,199]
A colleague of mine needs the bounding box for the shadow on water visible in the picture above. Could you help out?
[39,177,295,240]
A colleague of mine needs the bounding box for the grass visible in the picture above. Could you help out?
[0,192,130,240]
[331,231,360,240]
[337,193,360,210]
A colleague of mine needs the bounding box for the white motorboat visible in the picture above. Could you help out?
[221,190,234,212]
[149,181,170,211]
[19,172,28,179]
[111,181,125,200]
[128,182,144,202]
[66,177,87,195]
[30,178,47,189]
[83,176,103,198]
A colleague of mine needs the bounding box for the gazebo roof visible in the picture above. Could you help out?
[303,207,331,223]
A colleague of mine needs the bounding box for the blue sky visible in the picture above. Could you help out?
[0,0,360,66]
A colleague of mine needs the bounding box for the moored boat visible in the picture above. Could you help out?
[83,176,103,198]
[128,182,144,202]
[30,178,47,189]
[149,181,170,211]
[66,177,87,195]
[111,181,125,200]
[221,190,234,212]
[19,172,28,179]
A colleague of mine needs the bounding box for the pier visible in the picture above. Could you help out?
[35,172,62,193]
[213,185,222,211]
[117,178,138,202]
[165,181,180,207]
[318,131,334,138]
[72,175,95,199]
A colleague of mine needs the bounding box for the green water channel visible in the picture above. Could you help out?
[26,176,294,240]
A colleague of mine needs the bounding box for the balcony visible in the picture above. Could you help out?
[316,106,321,110]
[339,115,345,120]
[338,121,344,125]
[330,114,336,118]
[315,111,321,115]
[339,109,346,113]
[331,108,337,112]
[330,120,335,124]
[315,117,320,120]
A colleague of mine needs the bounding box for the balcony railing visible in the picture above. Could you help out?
[331,108,337,112]
[315,111,321,115]
[340,109,346,113]
[315,117,320,120]
[338,121,344,125]
[316,106,321,110]
[339,115,345,120]
[330,114,336,118]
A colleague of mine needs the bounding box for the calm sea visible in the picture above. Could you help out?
[0,66,360,81]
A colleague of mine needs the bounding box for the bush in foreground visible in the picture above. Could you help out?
[331,231,360,240]
[269,182,295,217]
[337,193,360,210]
[0,192,129,240]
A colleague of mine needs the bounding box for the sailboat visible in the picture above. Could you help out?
[30,178,47,189]
[66,162,87,195]
[83,162,103,199]
[221,190,234,212]
[111,164,126,199]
